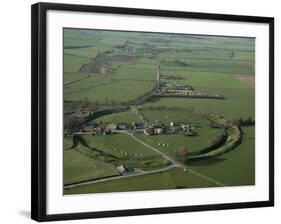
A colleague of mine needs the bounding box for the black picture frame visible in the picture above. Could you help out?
[31,2,274,222]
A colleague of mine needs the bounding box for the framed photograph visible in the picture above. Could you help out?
[31,2,274,222]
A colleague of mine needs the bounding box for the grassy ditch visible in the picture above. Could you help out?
[188,126,241,161]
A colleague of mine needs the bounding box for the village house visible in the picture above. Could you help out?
[144,124,164,135]
[154,126,163,134]
[132,122,147,130]
[116,122,127,130]
[170,122,181,132]
[105,123,117,131]
[144,128,153,136]
[81,125,95,132]
[93,127,102,135]
[181,124,190,132]
[116,164,126,174]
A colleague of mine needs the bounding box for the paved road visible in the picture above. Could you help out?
[64,164,175,189]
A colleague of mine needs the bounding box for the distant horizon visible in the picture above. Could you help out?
[64,27,256,40]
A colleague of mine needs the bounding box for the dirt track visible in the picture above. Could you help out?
[237,75,255,86]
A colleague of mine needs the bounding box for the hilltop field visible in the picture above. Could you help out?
[63,29,255,195]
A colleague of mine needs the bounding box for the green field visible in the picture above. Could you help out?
[83,133,160,158]
[64,167,216,194]
[66,133,168,173]
[139,107,210,126]
[64,74,155,103]
[63,28,255,195]
[143,90,254,119]
[188,126,255,186]
[134,128,222,158]
[64,147,118,185]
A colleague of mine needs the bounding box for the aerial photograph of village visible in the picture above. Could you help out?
[63,28,255,195]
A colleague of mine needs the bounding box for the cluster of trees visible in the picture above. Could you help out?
[70,99,99,111]
[161,59,191,67]
[238,117,255,126]
[72,135,89,148]
[64,115,83,130]
[184,129,198,137]
[209,122,226,129]
[229,117,255,126]
[140,105,173,111]
[65,107,130,134]
[69,99,119,111]
[161,75,184,80]
[174,147,189,163]
[209,116,255,129]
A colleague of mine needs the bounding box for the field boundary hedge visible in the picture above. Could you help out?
[85,107,129,123]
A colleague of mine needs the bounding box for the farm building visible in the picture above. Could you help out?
[105,123,117,131]
[81,125,95,132]
[132,122,147,130]
[117,123,127,130]
[181,124,190,131]
[116,164,126,174]
[144,128,153,136]
[144,125,164,135]
[93,127,102,135]
[154,127,163,134]
[116,164,136,175]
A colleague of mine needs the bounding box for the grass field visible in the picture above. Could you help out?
[64,167,216,194]
[161,70,254,89]
[82,133,167,171]
[64,77,155,103]
[135,127,222,157]
[64,54,89,73]
[63,28,255,194]
[143,89,254,119]
[64,147,119,185]
[139,107,210,126]
[188,126,255,186]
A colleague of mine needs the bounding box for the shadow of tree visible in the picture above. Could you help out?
[187,157,226,167]
[145,96,160,103]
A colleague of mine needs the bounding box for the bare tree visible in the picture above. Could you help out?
[174,147,189,163]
